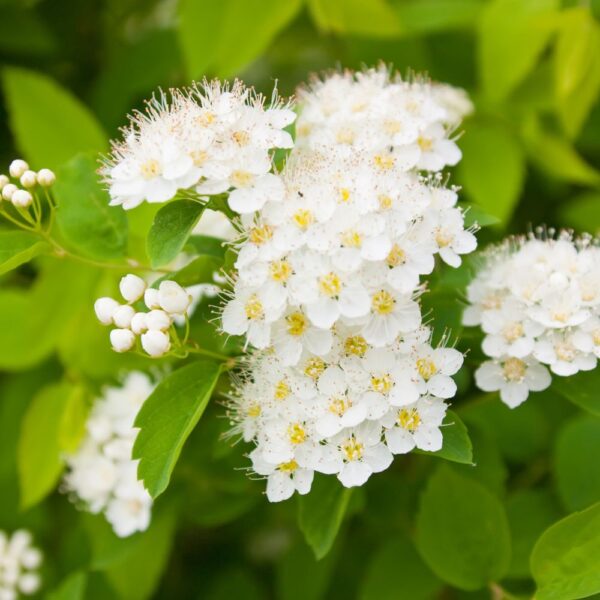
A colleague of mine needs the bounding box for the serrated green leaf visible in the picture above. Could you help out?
[298,474,352,560]
[0,230,49,275]
[416,410,473,464]
[552,369,600,416]
[55,154,128,260]
[146,199,204,268]
[416,466,511,590]
[133,360,222,498]
[2,67,106,170]
[531,502,600,600]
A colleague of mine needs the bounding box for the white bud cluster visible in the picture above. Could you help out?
[101,80,296,211]
[94,275,192,357]
[221,68,476,502]
[0,159,55,208]
[0,530,42,600]
[63,372,155,538]
[464,232,600,408]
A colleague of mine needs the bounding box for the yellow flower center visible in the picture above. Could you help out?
[286,312,308,336]
[378,194,393,210]
[386,244,406,267]
[555,342,575,362]
[196,111,215,126]
[551,311,570,324]
[341,230,362,248]
[371,290,395,314]
[270,260,292,282]
[344,335,368,357]
[503,322,524,342]
[383,119,402,134]
[342,437,364,461]
[371,374,393,393]
[398,408,420,432]
[249,224,273,245]
[329,397,350,416]
[435,229,453,247]
[296,123,312,137]
[278,459,298,473]
[373,154,394,170]
[339,188,351,202]
[503,357,526,382]
[140,159,161,179]
[293,209,314,230]
[319,272,342,298]
[593,329,600,346]
[247,404,261,418]
[417,136,433,151]
[232,130,250,146]
[336,129,355,144]
[288,423,306,445]
[482,294,502,310]
[190,150,208,166]
[231,170,253,187]
[417,358,437,381]
[244,295,263,320]
[274,379,291,400]
[304,357,325,379]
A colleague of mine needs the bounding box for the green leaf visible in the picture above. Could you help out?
[478,0,559,102]
[133,360,222,498]
[179,0,303,79]
[552,369,600,416]
[46,571,88,600]
[146,199,204,268]
[457,119,525,225]
[17,381,82,509]
[416,410,473,464]
[559,192,600,236]
[308,0,402,37]
[185,235,227,260]
[298,474,352,560]
[555,8,600,138]
[394,0,482,35]
[415,466,511,590]
[0,230,49,275]
[168,255,222,288]
[554,416,600,512]
[462,203,501,228]
[2,67,107,170]
[55,154,128,260]
[531,502,600,600]
[360,536,442,600]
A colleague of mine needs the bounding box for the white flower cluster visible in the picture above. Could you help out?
[222,68,475,502]
[464,232,600,408]
[95,274,192,357]
[0,530,42,600]
[0,159,55,208]
[102,80,295,211]
[63,372,155,537]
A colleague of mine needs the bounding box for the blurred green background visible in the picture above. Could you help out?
[1,0,600,599]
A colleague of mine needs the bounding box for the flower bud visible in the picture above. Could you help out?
[18,573,41,594]
[20,548,42,569]
[119,273,147,303]
[12,189,33,207]
[141,330,171,357]
[9,159,29,178]
[144,287,160,309]
[36,168,55,187]
[0,174,8,189]
[94,297,119,325]
[110,329,136,353]
[112,304,136,329]
[158,280,191,315]
[146,309,172,331]
[130,312,148,335]
[2,183,17,200]
[20,170,37,188]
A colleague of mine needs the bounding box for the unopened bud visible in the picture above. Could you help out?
[12,189,33,207]
[0,175,8,190]
[94,297,119,325]
[110,328,135,353]
[119,274,147,303]
[130,312,148,335]
[112,304,136,329]
[141,330,171,357]
[18,572,41,594]
[9,159,29,178]
[146,309,172,331]
[144,287,160,309]
[36,168,55,187]
[20,170,37,189]
[2,183,17,200]
[158,280,191,315]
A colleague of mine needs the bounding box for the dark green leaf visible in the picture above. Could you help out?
[559,192,600,236]
[552,369,600,416]
[416,410,473,464]
[298,474,352,560]
[185,235,227,260]
[46,571,88,600]
[146,199,204,268]
[169,255,222,288]
[133,360,222,498]
[55,154,128,260]
[415,466,511,590]
[531,502,600,600]
[0,230,49,275]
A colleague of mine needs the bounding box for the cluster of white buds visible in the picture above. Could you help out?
[0,159,55,209]
[0,530,42,600]
[464,232,600,408]
[220,68,476,501]
[101,80,295,211]
[94,274,192,357]
[63,372,155,537]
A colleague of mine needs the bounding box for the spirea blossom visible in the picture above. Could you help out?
[101,80,295,210]
[221,68,476,502]
[0,530,42,599]
[464,231,600,408]
[63,372,155,537]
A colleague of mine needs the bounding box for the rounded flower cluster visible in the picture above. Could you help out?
[464,232,600,408]
[221,68,476,502]
[95,274,192,357]
[0,159,55,208]
[63,372,155,537]
[0,530,42,600]
[101,80,295,211]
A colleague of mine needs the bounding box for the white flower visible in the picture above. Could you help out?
[119,274,147,303]
[110,329,135,353]
[158,280,191,315]
[19,170,37,189]
[140,330,171,357]
[9,159,28,178]
[112,305,136,329]
[94,297,119,325]
[144,287,161,310]
[36,168,55,187]
[145,309,172,331]
[11,190,33,208]
[0,530,42,598]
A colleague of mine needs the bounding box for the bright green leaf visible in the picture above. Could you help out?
[133,360,222,498]
[478,0,559,102]
[55,154,128,260]
[553,369,600,416]
[462,203,501,228]
[185,235,227,260]
[457,119,525,225]
[46,571,88,600]
[416,410,473,464]
[416,466,511,590]
[146,199,204,268]
[531,502,600,600]
[298,474,352,560]
[0,230,49,276]
[2,67,107,170]
[559,192,600,236]
[394,0,482,35]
